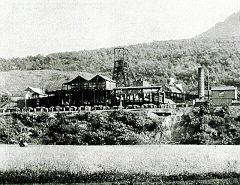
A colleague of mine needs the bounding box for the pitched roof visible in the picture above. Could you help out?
[64,75,89,85]
[89,74,115,82]
[211,86,237,91]
[25,87,45,95]
[165,85,182,93]
[63,74,115,85]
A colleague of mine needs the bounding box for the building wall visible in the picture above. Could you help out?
[88,81,106,90]
[211,98,233,106]
[211,89,237,106]
[212,89,236,99]
[69,82,88,90]
[106,81,116,90]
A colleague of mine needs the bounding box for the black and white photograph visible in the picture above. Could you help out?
[1,0,240,184]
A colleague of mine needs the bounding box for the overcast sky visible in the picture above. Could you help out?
[0,0,239,59]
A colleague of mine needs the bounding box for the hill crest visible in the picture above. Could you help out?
[196,10,240,38]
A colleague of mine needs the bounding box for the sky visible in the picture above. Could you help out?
[0,0,239,59]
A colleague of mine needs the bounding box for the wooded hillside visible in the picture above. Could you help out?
[1,37,240,95]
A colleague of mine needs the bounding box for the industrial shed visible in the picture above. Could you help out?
[211,86,237,106]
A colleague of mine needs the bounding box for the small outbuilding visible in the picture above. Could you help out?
[25,87,47,99]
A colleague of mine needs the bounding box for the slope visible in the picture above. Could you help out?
[0,70,94,97]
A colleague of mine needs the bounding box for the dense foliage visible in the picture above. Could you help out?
[173,105,240,144]
[2,105,240,145]
[1,37,240,92]
[0,111,164,145]
[0,94,11,108]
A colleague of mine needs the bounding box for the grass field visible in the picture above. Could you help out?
[1,145,240,184]
[0,70,94,96]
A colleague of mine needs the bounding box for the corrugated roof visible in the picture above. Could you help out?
[211,86,237,91]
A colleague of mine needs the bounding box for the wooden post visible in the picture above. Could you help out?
[48,94,50,107]
[81,91,84,105]
[105,90,107,105]
[68,93,71,105]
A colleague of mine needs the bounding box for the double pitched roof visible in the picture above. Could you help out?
[64,74,115,85]
[63,75,91,85]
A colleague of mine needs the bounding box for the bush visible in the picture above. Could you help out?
[43,113,87,145]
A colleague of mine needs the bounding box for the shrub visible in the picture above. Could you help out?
[2,110,165,145]
[173,104,240,144]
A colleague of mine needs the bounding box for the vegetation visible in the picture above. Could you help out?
[1,37,240,94]
[173,104,240,144]
[0,94,11,108]
[2,104,240,145]
[0,110,165,145]
[1,169,240,184]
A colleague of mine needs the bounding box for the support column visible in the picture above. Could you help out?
[68,94,71,105]
[81,91,84,105]
[123,93,126,107]
[105,90,107,105]
[47,94,50,107]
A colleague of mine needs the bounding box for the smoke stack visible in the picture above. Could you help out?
[198,67,204,99]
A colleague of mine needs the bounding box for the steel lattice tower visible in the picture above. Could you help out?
[112,48,136,87]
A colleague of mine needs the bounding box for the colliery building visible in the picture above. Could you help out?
[18,74,169,109]
[18,48,222,110]
[194,67,238,106]
[18,73,197,110]
[47,74,116,107]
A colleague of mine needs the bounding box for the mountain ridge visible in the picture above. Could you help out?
[196,10,240,38]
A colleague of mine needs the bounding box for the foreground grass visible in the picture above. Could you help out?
[1,145,240,184]
[1,169,240,184]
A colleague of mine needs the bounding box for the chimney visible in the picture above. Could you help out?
[198,67,204,99]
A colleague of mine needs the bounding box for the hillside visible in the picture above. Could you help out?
[196,11,240,38]
[1,37,240,95]
[0,70,94,96]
